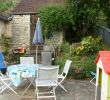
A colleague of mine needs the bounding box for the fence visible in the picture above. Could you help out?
[95,26,110,46]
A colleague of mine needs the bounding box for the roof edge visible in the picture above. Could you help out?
[12,12,38,15]
[0,13,13,21]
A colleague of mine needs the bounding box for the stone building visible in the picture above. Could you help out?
[11,0,64,50]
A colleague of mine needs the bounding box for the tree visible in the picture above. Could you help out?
[38,4,72,37]
[66,0,100,40]
[99,0,110,28]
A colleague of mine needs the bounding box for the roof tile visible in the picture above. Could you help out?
[95,51,110,74]
[12,0,64,14]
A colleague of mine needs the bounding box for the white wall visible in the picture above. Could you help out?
[101,70,108,100]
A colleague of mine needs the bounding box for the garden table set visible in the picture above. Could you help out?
[7,64,43,95]
[0,52,72,100]
[7,64,42,87]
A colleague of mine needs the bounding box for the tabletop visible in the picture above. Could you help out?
[7,64,42,87]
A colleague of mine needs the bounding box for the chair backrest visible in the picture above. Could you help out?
[90,71,96,77]
[41,51,52,65]
[20,57,34,64]
[0,52,6,69]
[37,66,59,81]
[62,60,72,76]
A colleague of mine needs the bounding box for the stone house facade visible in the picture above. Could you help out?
[11,0,64,50]
[12,15,31,49]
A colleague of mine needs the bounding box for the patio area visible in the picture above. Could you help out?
[0,79,95,100]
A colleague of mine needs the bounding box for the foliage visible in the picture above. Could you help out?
[55,36,110,79]
[71,54,96,78]
[38,0,108,43]
[54,42,72,72]
[95,10,107,27]
[74,36,107,56]
[54,42,97,79]
[60,42,70,54]
[98,0,110,28]
[0,34,12,54]
[0,0,19,12]
[65,0,101,40]
[38,4,72,36]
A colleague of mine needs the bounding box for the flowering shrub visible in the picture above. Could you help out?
[75,36,103,56]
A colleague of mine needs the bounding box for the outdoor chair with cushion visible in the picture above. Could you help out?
[0,52,17,94]
[36,66,59,100]
[56,60,72,92]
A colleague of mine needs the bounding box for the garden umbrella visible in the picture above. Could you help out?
[33,17,43,63]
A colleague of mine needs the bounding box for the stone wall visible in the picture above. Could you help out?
[5,21,12,37]
[12,15,30,49]
[0,20,12,37]
[0,19,12,51]
[0,20,5,37]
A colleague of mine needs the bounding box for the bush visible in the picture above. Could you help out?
[38,4,72,36]
[0,34,12,54]
[55,37,110,79]
[74,36,105,56]
[54,42,72,72]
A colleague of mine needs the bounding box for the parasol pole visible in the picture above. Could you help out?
[36,45,38,64]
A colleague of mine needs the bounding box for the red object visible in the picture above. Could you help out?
[95,51,110,74]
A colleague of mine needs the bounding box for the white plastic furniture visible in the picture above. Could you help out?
[41,51,52,65]
[57,60,72,92]
[20,57,34,64]
[0,71,17,94]
[90,71,96,86]
[36,66,59,100]
[20,57,35,95]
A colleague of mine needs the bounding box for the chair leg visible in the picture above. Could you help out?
[22,81,33,95]
[59,84,68,92]
[53,86,56,100]
[90,77,96,86]
[36,86,57,100]
[55,79,68,92]
[36,87,39,100]
[0,80,17,94]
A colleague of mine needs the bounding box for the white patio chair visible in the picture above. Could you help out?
[20,57,34,64]
[36,66,59,100]
[20,57,35,95]
[0,52,17,94]
[57,60,72,92]
[41,51,52,65]
[90,71,96,86]
[0,71,17,94]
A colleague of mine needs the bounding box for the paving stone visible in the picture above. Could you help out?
[0,79,95,100]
